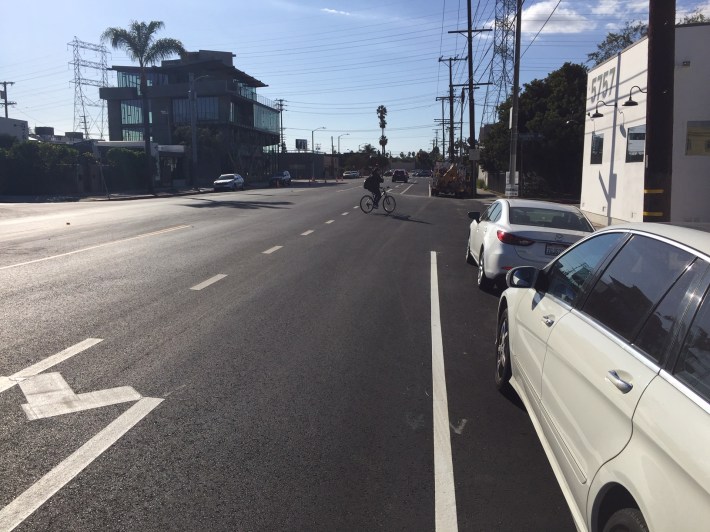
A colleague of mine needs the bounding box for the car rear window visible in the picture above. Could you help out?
[509,207,593,232]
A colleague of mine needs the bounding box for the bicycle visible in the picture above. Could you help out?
[360,186,396,214]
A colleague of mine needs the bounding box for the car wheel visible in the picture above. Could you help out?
[466,241,476,265]
[495,308,512,391]
[602,508,648,532]
[477,248,492,290]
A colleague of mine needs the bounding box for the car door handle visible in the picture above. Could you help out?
[606,370,633,394]
[542,315,555,327]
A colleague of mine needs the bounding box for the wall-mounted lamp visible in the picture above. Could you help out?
[622,85,648,107]
[588,101,617,118]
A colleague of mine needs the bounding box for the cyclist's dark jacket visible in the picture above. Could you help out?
[364,169,383,192]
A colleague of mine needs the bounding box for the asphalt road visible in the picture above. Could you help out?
[0,179,574,531]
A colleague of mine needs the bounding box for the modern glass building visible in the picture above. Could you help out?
[100,50,280,185]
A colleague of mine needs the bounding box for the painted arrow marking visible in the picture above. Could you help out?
[0,338,103,395]
[19,372,141,421]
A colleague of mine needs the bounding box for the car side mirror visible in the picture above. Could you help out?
[468,211,480,222]
[506,266,539,289]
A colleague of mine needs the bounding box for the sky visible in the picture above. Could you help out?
[2,0,709,156]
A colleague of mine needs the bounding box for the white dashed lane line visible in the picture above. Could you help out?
[301,230,314,236]
[190,274,227,291]
[262,246,283,254]
[341,212,349,216]
[325,220,335,224]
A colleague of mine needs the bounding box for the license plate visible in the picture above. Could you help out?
[545,243,567,256]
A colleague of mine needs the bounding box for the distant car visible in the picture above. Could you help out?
[466,198,594,289]
[213,173,244,192]
[419,169,433,178]
[269,171,292,187]
[342,170,360,179]
[383,169,394,177]
[392,169,409,183]
[496,222,710,532]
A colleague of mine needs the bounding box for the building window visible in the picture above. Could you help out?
[117,72,168,89]
[173,99,189,124]
[686,121,710,156]
[254,105,279,133]
[590,133,604,164]
[625,124,645,163]
[196,96,219,121]
[171,97,219,124]
[121,100,143,125]
[122,127,143,141]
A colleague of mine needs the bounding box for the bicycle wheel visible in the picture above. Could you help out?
[360,194,374,213]
[382,194,396,214]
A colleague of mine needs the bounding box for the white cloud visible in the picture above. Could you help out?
[522,1,591,34]
[321,8,352,16]
[591,0,646,16]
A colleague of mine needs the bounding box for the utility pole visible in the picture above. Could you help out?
[436,96,450,157]
[439,57,465,162]
[507,0,523,197]
[1,82,16,118]
[275,99,286,154]
[643,0,675,222]
[449,4,492,197]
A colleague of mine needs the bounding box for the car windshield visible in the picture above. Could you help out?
[219,175,234,179]
[509,207,593,232]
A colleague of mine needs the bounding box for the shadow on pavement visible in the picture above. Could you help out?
[181,197,293,210]
[379,213,432,225]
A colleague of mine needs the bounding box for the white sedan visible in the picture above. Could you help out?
[466,198,594,289]
[496,223,710,531]
[213,173,245,192]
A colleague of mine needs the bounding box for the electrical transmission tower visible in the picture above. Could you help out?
[69,37,108,139]
[481,0,517,125]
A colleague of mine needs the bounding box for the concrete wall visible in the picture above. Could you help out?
[671,24,710,222]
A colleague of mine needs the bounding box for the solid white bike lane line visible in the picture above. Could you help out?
[0,397,163,531]
[430,251,459,531]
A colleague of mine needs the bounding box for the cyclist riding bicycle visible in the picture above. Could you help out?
[363,165,384,207]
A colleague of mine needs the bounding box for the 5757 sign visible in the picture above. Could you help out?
[590,66,616,103]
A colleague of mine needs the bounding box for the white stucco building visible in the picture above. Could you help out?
[580,23,710,226]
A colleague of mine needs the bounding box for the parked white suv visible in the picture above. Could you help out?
[496,223,710,532]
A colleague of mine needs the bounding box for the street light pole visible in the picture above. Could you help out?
[338,133,349,154]
[311,126,325,180]
[189,73,197,190]
[189,73,210,191]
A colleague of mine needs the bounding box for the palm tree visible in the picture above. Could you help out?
[377,105,387,155]
[101,21,186,192]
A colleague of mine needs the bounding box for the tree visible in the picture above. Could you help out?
[480,62,588,197]
[376,105,387,155]
[680,9,708,24]
[587,21,647,66]
[101,21,186,192]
